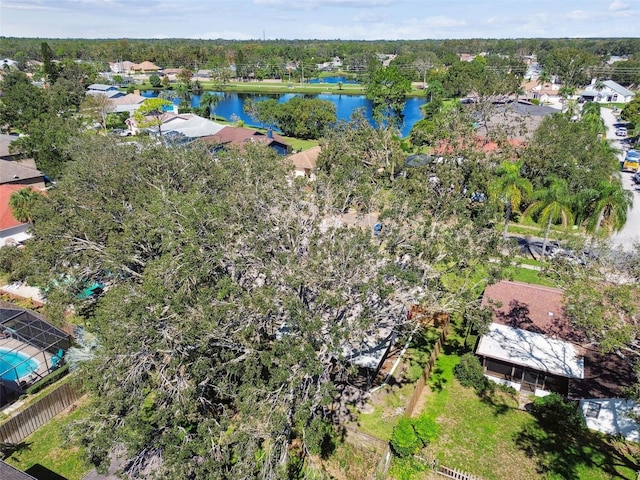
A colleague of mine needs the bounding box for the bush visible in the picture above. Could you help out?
[26,364,70,395]
[390,417,421,457]
[390,415,439,458]
[530,393,585,433]
[454,353,487,390]
[412,415,439,445]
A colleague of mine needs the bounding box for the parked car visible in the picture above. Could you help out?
[632,171,640,184]
[616,127,628,137]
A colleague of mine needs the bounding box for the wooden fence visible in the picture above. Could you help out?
[344,425,388,453]
[0,380,83,444]
[404,317,450,417]
[435,464,484,480]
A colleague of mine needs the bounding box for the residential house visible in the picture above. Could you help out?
[476,280,639,440]
[0,159,46,189]
[160,68,182,82]
[109,93,147,113]
[0,134,46,189]
[606,55,629,66]
[132,61,160,74]
[87,83,119,93]
[316,57,343,72]
[109,61,136,74]
[0,184,36,246]
[86,83,125,100]
[522,79,562,105]
[287,146,320,181]
[580,79,635,104]
[200,126,291,155]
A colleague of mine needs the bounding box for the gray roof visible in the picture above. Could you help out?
[581,80,635,98]
[602,80,634,97]
[0,158,44,185]
[0,461,38,480]
[87,84,118,91]
[162,116,226,138]
[86,90,123,99]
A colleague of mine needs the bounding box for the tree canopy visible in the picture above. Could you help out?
[16,113,503,477]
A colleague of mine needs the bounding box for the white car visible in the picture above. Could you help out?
[616,127,627,137]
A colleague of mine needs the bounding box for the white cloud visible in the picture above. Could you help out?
[565,9,595,21]
[609,0,630,12]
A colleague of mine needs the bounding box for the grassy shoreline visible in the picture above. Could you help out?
[129,80,428,97]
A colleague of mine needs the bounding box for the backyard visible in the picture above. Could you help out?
[391,352,640,480]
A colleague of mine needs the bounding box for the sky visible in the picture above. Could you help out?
[0,0,638,40]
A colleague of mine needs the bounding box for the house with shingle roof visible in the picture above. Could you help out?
[132,61,160,73]
[109,93,146,113]
[200,126,291,155]
[0,135,46,189]
[476,280,640,441]
[287,146,320,180]
[580,79,635,104]
[109,61,136,74]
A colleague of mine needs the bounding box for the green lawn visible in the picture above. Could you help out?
[401,353,640,480]
[4,398,92,480]
[503,265,558,287]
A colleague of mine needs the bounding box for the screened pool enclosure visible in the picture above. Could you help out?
[0,306,71,406]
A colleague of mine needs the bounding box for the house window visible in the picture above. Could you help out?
[584,401,601,419]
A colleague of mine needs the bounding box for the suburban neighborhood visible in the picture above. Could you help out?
[0,31,639,480]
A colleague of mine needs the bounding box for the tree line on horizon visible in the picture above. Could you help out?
[1,36,640,86]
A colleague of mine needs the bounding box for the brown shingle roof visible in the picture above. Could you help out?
[288,146,320,170]
[569,346,637,399]
[482,280,584,343]
[482,280,638,400]
[200,126,289,149]
[133,61,159,71]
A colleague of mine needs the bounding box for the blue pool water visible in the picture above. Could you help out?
[0,348,39,381]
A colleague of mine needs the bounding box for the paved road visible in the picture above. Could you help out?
[601,107,640,252]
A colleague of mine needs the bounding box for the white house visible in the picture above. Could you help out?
[580,80,635,104]
[477,280,640,440]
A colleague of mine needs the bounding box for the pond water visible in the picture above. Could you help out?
[140,90,427,137]
[307,76,360,84]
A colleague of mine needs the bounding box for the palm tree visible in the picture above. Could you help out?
[199,92,221,120]
[586,180,633,250]
[537,70,551,88]
[489,161,533,238]
[522,176,574,259]
[9,188,41,224]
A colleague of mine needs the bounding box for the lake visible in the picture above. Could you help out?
[140,90,427,137]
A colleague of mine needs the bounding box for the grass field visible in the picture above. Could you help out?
[395,353,640,480]
[4,397,92,480]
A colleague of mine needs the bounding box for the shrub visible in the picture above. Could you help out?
[412,415,439,445]
[454,353,487,390]
[390,415,439,458]
[390,417,421,457]
[26,364,70,395]
[530,393,585,433]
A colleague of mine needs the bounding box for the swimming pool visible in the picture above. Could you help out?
[0,348,39,381]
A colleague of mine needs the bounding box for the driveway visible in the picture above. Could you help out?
[600,107,640,252]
